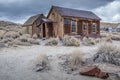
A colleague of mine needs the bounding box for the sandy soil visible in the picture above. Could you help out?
[0,42,120,80]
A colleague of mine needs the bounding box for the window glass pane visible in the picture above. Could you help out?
[83,22,87,30]
[72,21,76,32]
[64,18,71,24]
[92,23,96,32]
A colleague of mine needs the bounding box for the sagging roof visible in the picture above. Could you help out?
[49,6,101,20]
[23,14,45,26]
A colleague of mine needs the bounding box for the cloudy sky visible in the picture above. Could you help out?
[0,0,119,24]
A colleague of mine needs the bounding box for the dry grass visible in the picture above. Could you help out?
[0,30,6,39]
[33,53,49,72]
[100,32,120,41]
[91,43,120,65]
[111,35,120,41]
[97,43,118,54]
[68,50,84,66]
[3,31,20,39]
[95,38,101,43]
[82,37,96,46]
[12,39,31,46]
[32,33,38,39]
[63,35,80,46]
[62,50,85,71]
[105,37,112,43]
[27,38,40,45]
[45,38,58,46]
[100,32,109,38]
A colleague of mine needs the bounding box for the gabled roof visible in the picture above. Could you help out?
[48,6,101,20]
[23,14,45,26]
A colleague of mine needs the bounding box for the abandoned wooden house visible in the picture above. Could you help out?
[23,14,45,37]
[23,6,101,38]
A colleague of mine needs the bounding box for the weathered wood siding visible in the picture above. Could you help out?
[47,8,63,38]
[64,24,71,34]
[77,20,82,35]
[62,17,100,37]
[28,26,32,35]
[47,8,100,38]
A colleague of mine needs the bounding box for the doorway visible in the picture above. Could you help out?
[47,23,53,37]
[42,23,46,38]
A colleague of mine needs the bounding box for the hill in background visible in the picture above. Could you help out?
[0,20,22,32]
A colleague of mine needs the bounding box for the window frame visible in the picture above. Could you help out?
[71,20,77,33]
[92,23,97,33]
[83,22,88,31]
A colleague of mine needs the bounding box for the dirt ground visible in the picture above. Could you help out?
[0,41,120,80]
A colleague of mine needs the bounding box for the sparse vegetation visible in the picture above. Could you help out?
[82,37,96,46]
[45,38,58,46]
[60,50,84,73]
[3,31,20,39]
[111,35,120,41]
[90,43,120,66]
[32,33,38,39]
[63,35,80,46]
[100,32,109,38]
[33,54,50,72]
[105,37,112,43]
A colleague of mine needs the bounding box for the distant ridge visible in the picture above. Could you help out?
[0,20,21,27]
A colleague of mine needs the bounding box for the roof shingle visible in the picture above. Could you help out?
[53,6,101,20]
[23,14,45,26]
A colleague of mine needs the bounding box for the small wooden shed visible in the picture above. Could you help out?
[23,14,45,37]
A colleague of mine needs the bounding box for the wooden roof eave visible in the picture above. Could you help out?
[47,6,62,18]
[62,15,101,21]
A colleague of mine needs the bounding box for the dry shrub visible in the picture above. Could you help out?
[106,37,112,43]
[91,43,120,66]
[0,30,6,39]
[0,38,14,43]
[100,37,112,43]
[95,38,101,43]
[18,34,31,42]
[13,39,31,46]
[68,50,84,68]
[33,53,49,72]
[27,38,40,45]
[3,31,20,39]
[100,33,109,38]
[32,33,38,39]
[0,31,22,44]
[61,50,84,73]
[111,35,120,41]
[63,35,80,46]
[82,37,96,46]
[45,38,58,46]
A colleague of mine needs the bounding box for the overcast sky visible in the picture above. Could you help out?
[0,0,119,24]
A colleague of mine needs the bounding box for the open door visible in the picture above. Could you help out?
[42,23,46,38]
[47,23,53,37]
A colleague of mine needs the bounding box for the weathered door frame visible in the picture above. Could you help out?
[42,23,46,38]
